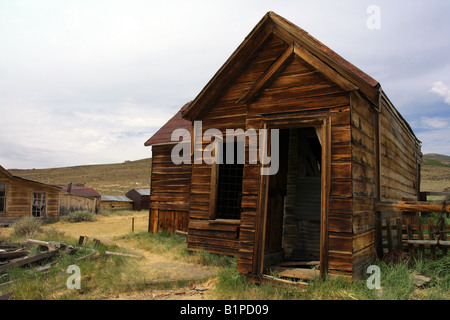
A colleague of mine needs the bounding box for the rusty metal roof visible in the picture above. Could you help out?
[57,185,101,198]
[144,101,192,147]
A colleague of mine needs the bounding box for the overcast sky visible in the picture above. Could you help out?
[1,0,449,169]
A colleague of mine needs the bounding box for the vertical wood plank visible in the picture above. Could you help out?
[428,218,436,260]
[386,219,392,252]
[440,216,448,255]
[396,218,403,251]
[417,218,424,257]
[406,218,414,256]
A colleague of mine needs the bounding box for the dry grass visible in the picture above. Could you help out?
[44,210,149,240]
[420,164,450,192]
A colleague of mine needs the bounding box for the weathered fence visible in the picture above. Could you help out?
[375,192,449,260]
[379,215,449,260]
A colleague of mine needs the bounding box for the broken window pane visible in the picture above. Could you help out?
[0,183,5,213]
[32,192,46,218]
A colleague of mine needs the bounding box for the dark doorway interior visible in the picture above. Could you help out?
[263,127,322,280]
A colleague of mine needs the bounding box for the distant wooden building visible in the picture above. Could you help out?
[57,183,101,215]
[0,165,61,225]
[100,195,133,211]
[145,12,422,280]
[126,188,151,211]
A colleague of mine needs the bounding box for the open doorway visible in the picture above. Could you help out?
[263,127,323,280]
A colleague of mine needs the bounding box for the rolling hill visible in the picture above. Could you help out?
[7,153,450,195]
[8,158,152,196]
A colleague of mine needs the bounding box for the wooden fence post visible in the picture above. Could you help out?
[418,219,424,258]
[428,218,436,260]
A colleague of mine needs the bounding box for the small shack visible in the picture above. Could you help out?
[125,188,151,211]
[144,102,192,233]
[0,165,61,225]
[100,195,133,211]
[145,12,422,280]
[57,183,101,215]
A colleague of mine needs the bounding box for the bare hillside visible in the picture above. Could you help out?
[9,158,152,195]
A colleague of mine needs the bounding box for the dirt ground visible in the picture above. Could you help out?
[42,211,218,300]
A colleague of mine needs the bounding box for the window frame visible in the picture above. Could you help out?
[0,182,6,213]
[31,192,46,218]
[209,139,244,221]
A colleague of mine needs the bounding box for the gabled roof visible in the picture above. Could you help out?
[129,188,150,196]
[0,165,13,179]
[182,11,380,121]
[144,101,192,146]
[101,195,133,202]
[0,165,62,191]
[56,185,101,198]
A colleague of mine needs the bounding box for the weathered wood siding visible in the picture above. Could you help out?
[187,33,360,276]
[149,144,190,233]
[100,200,133,211]
[350,92,378,278]
[0,177,60,223]
[379,96,420,202]
[182,27,420,279]
[187,34,290,256]
[240,52,353,276]
[59,193,97,215]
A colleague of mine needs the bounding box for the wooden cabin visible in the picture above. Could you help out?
[57,183,101,215]
[145,12,422,280]
[100,195,133,211]
[0,165,61,225]
[126,188,151,211]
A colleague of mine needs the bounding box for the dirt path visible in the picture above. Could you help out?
[44,212,218,300]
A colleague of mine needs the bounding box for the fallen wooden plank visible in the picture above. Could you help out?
[24,239,75,253]
[0,243,23,250]
[375,201,450,213]
[105,251,143,259]
[0,249,59,272]
[0,249,29,260]
[268,267,319,281]
[75,250,98,262]
[117,275,211,286]
[275,261,320,267]
[246,274,308,288]
[406,240,450,246]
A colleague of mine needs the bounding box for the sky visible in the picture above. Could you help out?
[0,0,449,169]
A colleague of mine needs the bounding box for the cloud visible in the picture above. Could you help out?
[1,0,450,168]
[429,82,450,105]
[418,116,448,129]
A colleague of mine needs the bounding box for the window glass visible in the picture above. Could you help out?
[32,192,46,218]
[0,183,5,213]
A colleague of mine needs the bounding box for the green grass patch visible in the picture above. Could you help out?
[10,216,43,238]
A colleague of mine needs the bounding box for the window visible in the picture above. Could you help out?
[0,183,6,213]
[32,193,46,218]
[215,142,244,220]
